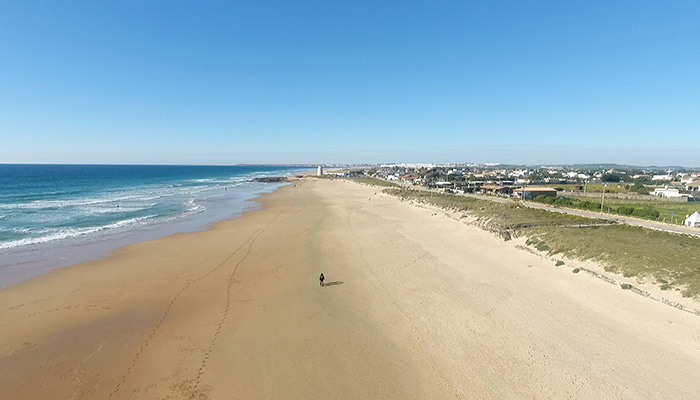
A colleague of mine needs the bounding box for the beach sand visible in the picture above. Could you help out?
[1,178,700,399]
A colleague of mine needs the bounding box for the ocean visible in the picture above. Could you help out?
[0,164,311,288]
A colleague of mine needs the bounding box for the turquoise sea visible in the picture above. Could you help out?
[0,164,310,287]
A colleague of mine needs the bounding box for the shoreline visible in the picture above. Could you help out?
[0,180,292,290]
[2,177,700,399]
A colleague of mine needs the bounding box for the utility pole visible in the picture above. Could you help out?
[600,183,608,213]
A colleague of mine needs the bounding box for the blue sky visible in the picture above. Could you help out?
[1,1,698,166]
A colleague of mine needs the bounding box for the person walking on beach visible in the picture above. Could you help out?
[319,273,325,287]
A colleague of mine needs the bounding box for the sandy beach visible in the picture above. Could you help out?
[1,177,700,399]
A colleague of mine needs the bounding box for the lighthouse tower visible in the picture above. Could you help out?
[317,165,323,176]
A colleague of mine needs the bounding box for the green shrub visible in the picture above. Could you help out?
[534,195,556,204]
[632,206,660,219]
[621,283,633,290]
[616,206,635,215]
[530,224,700,298]
[579,200,601,211]
[555,260,565,266]
[354,177,399,188]
[572,268,580,274]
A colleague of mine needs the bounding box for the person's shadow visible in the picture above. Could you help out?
[323,281,344,287]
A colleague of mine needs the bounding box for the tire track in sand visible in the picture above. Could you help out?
[108,187,304,400]
[188,185,307,398]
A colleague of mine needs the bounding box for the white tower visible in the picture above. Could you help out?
[317,165,323,176]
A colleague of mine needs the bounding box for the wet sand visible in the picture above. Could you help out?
[1,178,699,399]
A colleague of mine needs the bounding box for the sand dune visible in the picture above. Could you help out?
[1,178,699,399]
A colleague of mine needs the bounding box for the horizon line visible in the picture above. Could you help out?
[1,162,699,169]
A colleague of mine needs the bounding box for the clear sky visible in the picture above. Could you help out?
[1,1,698,166]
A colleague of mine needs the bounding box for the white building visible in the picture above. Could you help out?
[509,170,531,178]
[686,180,700,192]
[685,211,700,227]
[680,175,693,184]
[652,187,683,198]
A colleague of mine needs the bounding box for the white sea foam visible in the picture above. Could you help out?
[0,201,207,251]
[0,168,301,253]
[84,203,158,214]
[0,183,200,210]
[0,216,154,250]
[10,227,51,234]
[0,194,147,210]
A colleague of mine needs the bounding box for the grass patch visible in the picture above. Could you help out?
[384,188,608,229]
[567,195,699,225]
[526,224,700,298]
[660,284,672,291]
[572,268,581,274]
[382,187,700,299]
[555,260,565,266]
[525,239,550,252]
[352,177,400,188]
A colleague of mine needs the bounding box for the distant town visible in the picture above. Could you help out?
[351,163,700,200]
[319,163,700,228]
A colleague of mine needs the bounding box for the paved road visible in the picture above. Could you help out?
[372,178,700,238]
[523,201,700,238]
[462,191,700,238]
